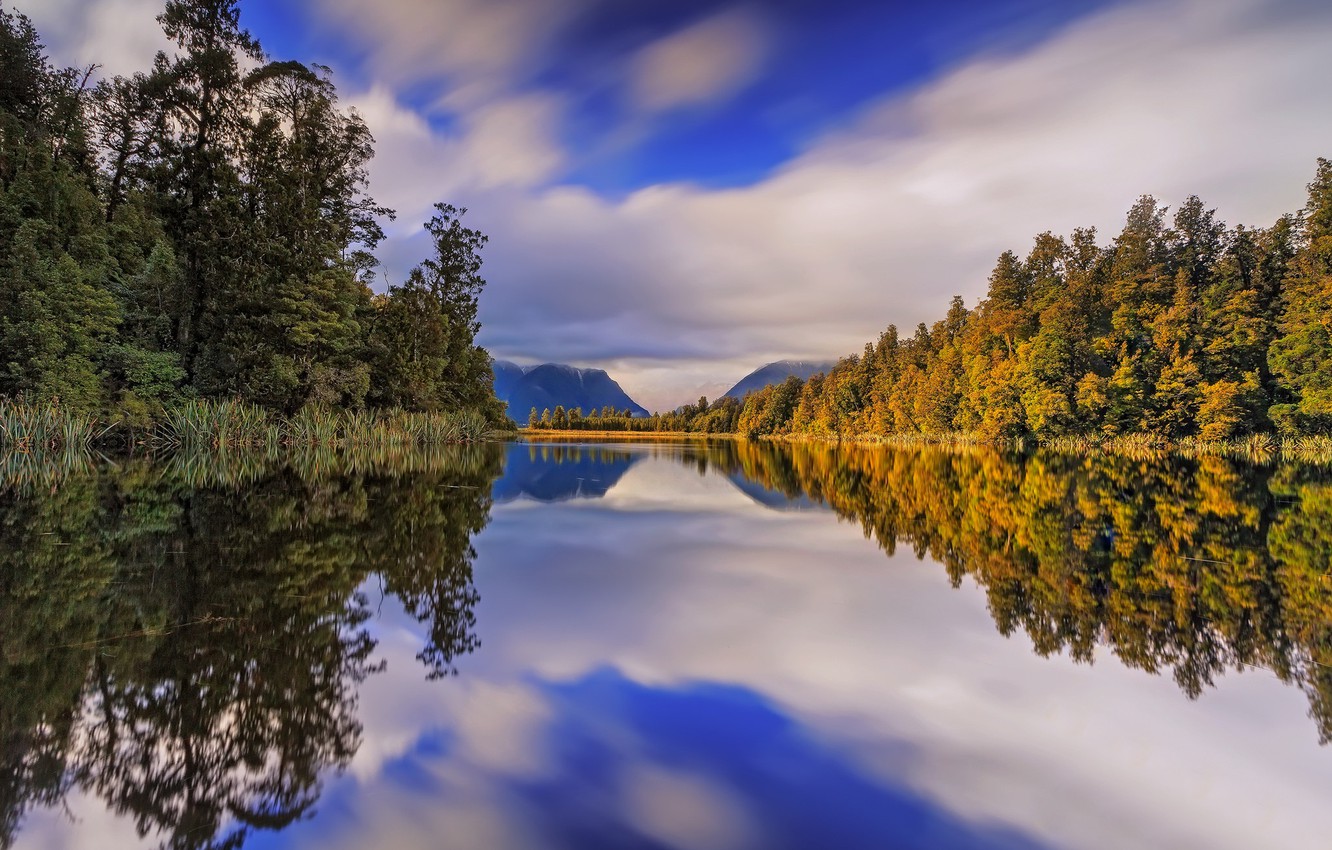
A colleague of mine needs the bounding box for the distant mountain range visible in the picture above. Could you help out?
[492,360,650,422]
[723,360,836,400]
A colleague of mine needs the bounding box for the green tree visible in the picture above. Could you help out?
[366,205,501,420]
[1269,159,1332,434]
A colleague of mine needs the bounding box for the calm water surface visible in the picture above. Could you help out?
[3,439,1332,849]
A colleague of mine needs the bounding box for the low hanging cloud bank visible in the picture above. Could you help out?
[20,0,1332,411]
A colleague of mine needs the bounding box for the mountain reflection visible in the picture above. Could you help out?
[676,440,1332,744]
[0,445,502,850]
[492,444,641,503]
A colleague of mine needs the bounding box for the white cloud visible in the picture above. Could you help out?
[620,764,757,850]
[15,0,166,77]
[458,94,568,189]
[629,7,771,113]
[314,0,588,108]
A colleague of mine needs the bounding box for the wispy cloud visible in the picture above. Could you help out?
[18,0,166,76]
[628,6,772,114]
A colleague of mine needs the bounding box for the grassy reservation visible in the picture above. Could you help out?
[0,398,509,452]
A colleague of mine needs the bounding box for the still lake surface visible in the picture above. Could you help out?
[3,439,1332,850]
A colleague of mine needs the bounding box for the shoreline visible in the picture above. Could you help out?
[516,428,1332,463]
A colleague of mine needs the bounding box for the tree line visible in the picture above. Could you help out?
[560,161,1330,443]
[739,161,1332,441]
[524,397,742,433]
[0,1,503,426]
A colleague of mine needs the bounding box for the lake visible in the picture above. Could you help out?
[3,439,1331,849]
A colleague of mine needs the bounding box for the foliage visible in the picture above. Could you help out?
[0,2,502,426]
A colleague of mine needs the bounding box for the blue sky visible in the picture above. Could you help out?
[18,0,1332,409]
[234,0,1114,195]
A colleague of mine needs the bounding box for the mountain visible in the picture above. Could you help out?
[492,361,650,422]
[491,359,527,401]
[723,360,836,400]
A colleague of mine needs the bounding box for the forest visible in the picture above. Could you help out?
[547,160,1332,444]
[0,1,504,433]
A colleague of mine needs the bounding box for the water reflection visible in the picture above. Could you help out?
[0,445,501,849]
[3,439,1332,849]
[492,444,641,503]
[674,440,1332,745]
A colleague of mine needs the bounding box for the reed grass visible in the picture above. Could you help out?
[0,398,107,450]
[0,398,500,452]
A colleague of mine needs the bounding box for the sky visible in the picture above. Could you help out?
[15,0,1332,410]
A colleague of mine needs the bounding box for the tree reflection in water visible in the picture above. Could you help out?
[677,440,1332,745]
[0,444,502,849]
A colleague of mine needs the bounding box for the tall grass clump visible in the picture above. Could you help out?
[3,395,502,461]
[286,407,343,447]
[158,401,495,449]
[1281,435,1332,465]
[159,399,273,449]
[0,399,105,450]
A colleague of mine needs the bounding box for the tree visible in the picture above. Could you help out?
[367,205,502,420]
[1269,159,1332,434]
[199,61,384,409]
[152,0,263,368]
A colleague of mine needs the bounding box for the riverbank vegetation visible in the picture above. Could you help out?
[548,160,1332,447]
[0,397,495,450]
[0,2,504,434]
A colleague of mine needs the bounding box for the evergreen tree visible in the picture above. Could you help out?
[0,3,509,422]
[1269,159,1332,434]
